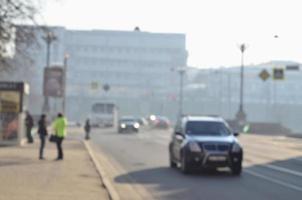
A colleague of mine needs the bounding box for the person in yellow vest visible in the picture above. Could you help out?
[52,113,67,160]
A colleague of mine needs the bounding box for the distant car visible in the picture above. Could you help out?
[153,116,171,129]
[169,116,243,175]
[118,117,140,133]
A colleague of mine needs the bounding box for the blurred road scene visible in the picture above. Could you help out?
[1,0,302,199]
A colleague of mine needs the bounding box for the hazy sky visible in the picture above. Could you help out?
[39,0,302,68]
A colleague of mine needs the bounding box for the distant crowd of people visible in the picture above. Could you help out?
[25,111,91,160]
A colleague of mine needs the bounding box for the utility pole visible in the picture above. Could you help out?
[62,53,69,115]
[236,43,247,128]
[42,31,57,114]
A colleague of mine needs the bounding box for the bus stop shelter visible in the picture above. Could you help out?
[0,82,29,146]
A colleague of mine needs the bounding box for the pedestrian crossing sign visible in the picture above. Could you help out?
[259,69,270,81]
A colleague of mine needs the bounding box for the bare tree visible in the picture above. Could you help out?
[0,0,40,71]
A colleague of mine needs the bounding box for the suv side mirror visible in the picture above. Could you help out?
[234,132,240,137]
[174,130,184,138]
[175,133,184,141]
[174,130,183,135]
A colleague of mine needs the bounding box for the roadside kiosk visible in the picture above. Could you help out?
[0,82,29,146]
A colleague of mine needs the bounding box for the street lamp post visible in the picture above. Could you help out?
[62,53,69,115]
[178,68,186,117]
[236,43,247,127]
[42,31,57,113]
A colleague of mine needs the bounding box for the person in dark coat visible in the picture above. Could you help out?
[84,119,91,140]
[25,111,34,143]
[38,114,48,160]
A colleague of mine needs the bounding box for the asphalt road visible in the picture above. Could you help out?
[91,127,302,200]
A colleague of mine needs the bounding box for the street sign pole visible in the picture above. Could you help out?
[235,44,247,129]
[42,31,57,114]
[259,69,270,82]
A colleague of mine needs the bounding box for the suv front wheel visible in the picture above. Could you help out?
[169,146,177,168]
[181,153,191,174]
[231,163,242,175]
[169,156,177,168]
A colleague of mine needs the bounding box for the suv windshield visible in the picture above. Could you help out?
[185,121,231,136]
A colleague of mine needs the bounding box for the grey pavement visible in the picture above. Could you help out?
[0,135,110,200]
[90,127,302,200]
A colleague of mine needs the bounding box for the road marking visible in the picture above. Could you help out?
[242,135,302,150]
[89,141,155,200]
[245,153,302,177]
[244,149,300,163]
[83,141,120,200]
[245,169,302,192]
[263,164,302,178]
[244,145,302,160]
[294,157,302,162]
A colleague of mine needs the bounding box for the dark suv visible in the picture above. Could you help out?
[169,116,243,175]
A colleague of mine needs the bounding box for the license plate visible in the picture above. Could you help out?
[209,156,227,161]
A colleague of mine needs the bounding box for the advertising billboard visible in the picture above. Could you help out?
[43,66,64,97]
[0,91,20,113]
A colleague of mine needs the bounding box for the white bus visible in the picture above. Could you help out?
[90,102,118,128]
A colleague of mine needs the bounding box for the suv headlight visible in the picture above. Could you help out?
[188,142,202,152]
[120,123,126,128]
[232,143,242,153]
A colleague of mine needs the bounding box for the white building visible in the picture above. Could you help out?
[12,26,188,120]
[186,61,302,133]
[65,29,187,96]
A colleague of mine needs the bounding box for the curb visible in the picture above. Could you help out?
[83,140,120,200]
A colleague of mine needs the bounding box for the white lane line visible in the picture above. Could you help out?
[262,164,302,178]
[244,149,302,165]
[294,157,302,162]
[245,169,302,192]
[244,152,302,177]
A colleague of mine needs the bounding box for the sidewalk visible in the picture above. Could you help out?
[0,137,110,200]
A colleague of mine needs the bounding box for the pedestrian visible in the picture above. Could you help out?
[25,111,34,143]
[38,114,48,160]
[52,113,67,160]
[84,119,91,140]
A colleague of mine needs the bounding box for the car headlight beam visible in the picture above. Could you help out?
[120,123,126,128]
[134,123,140,129]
